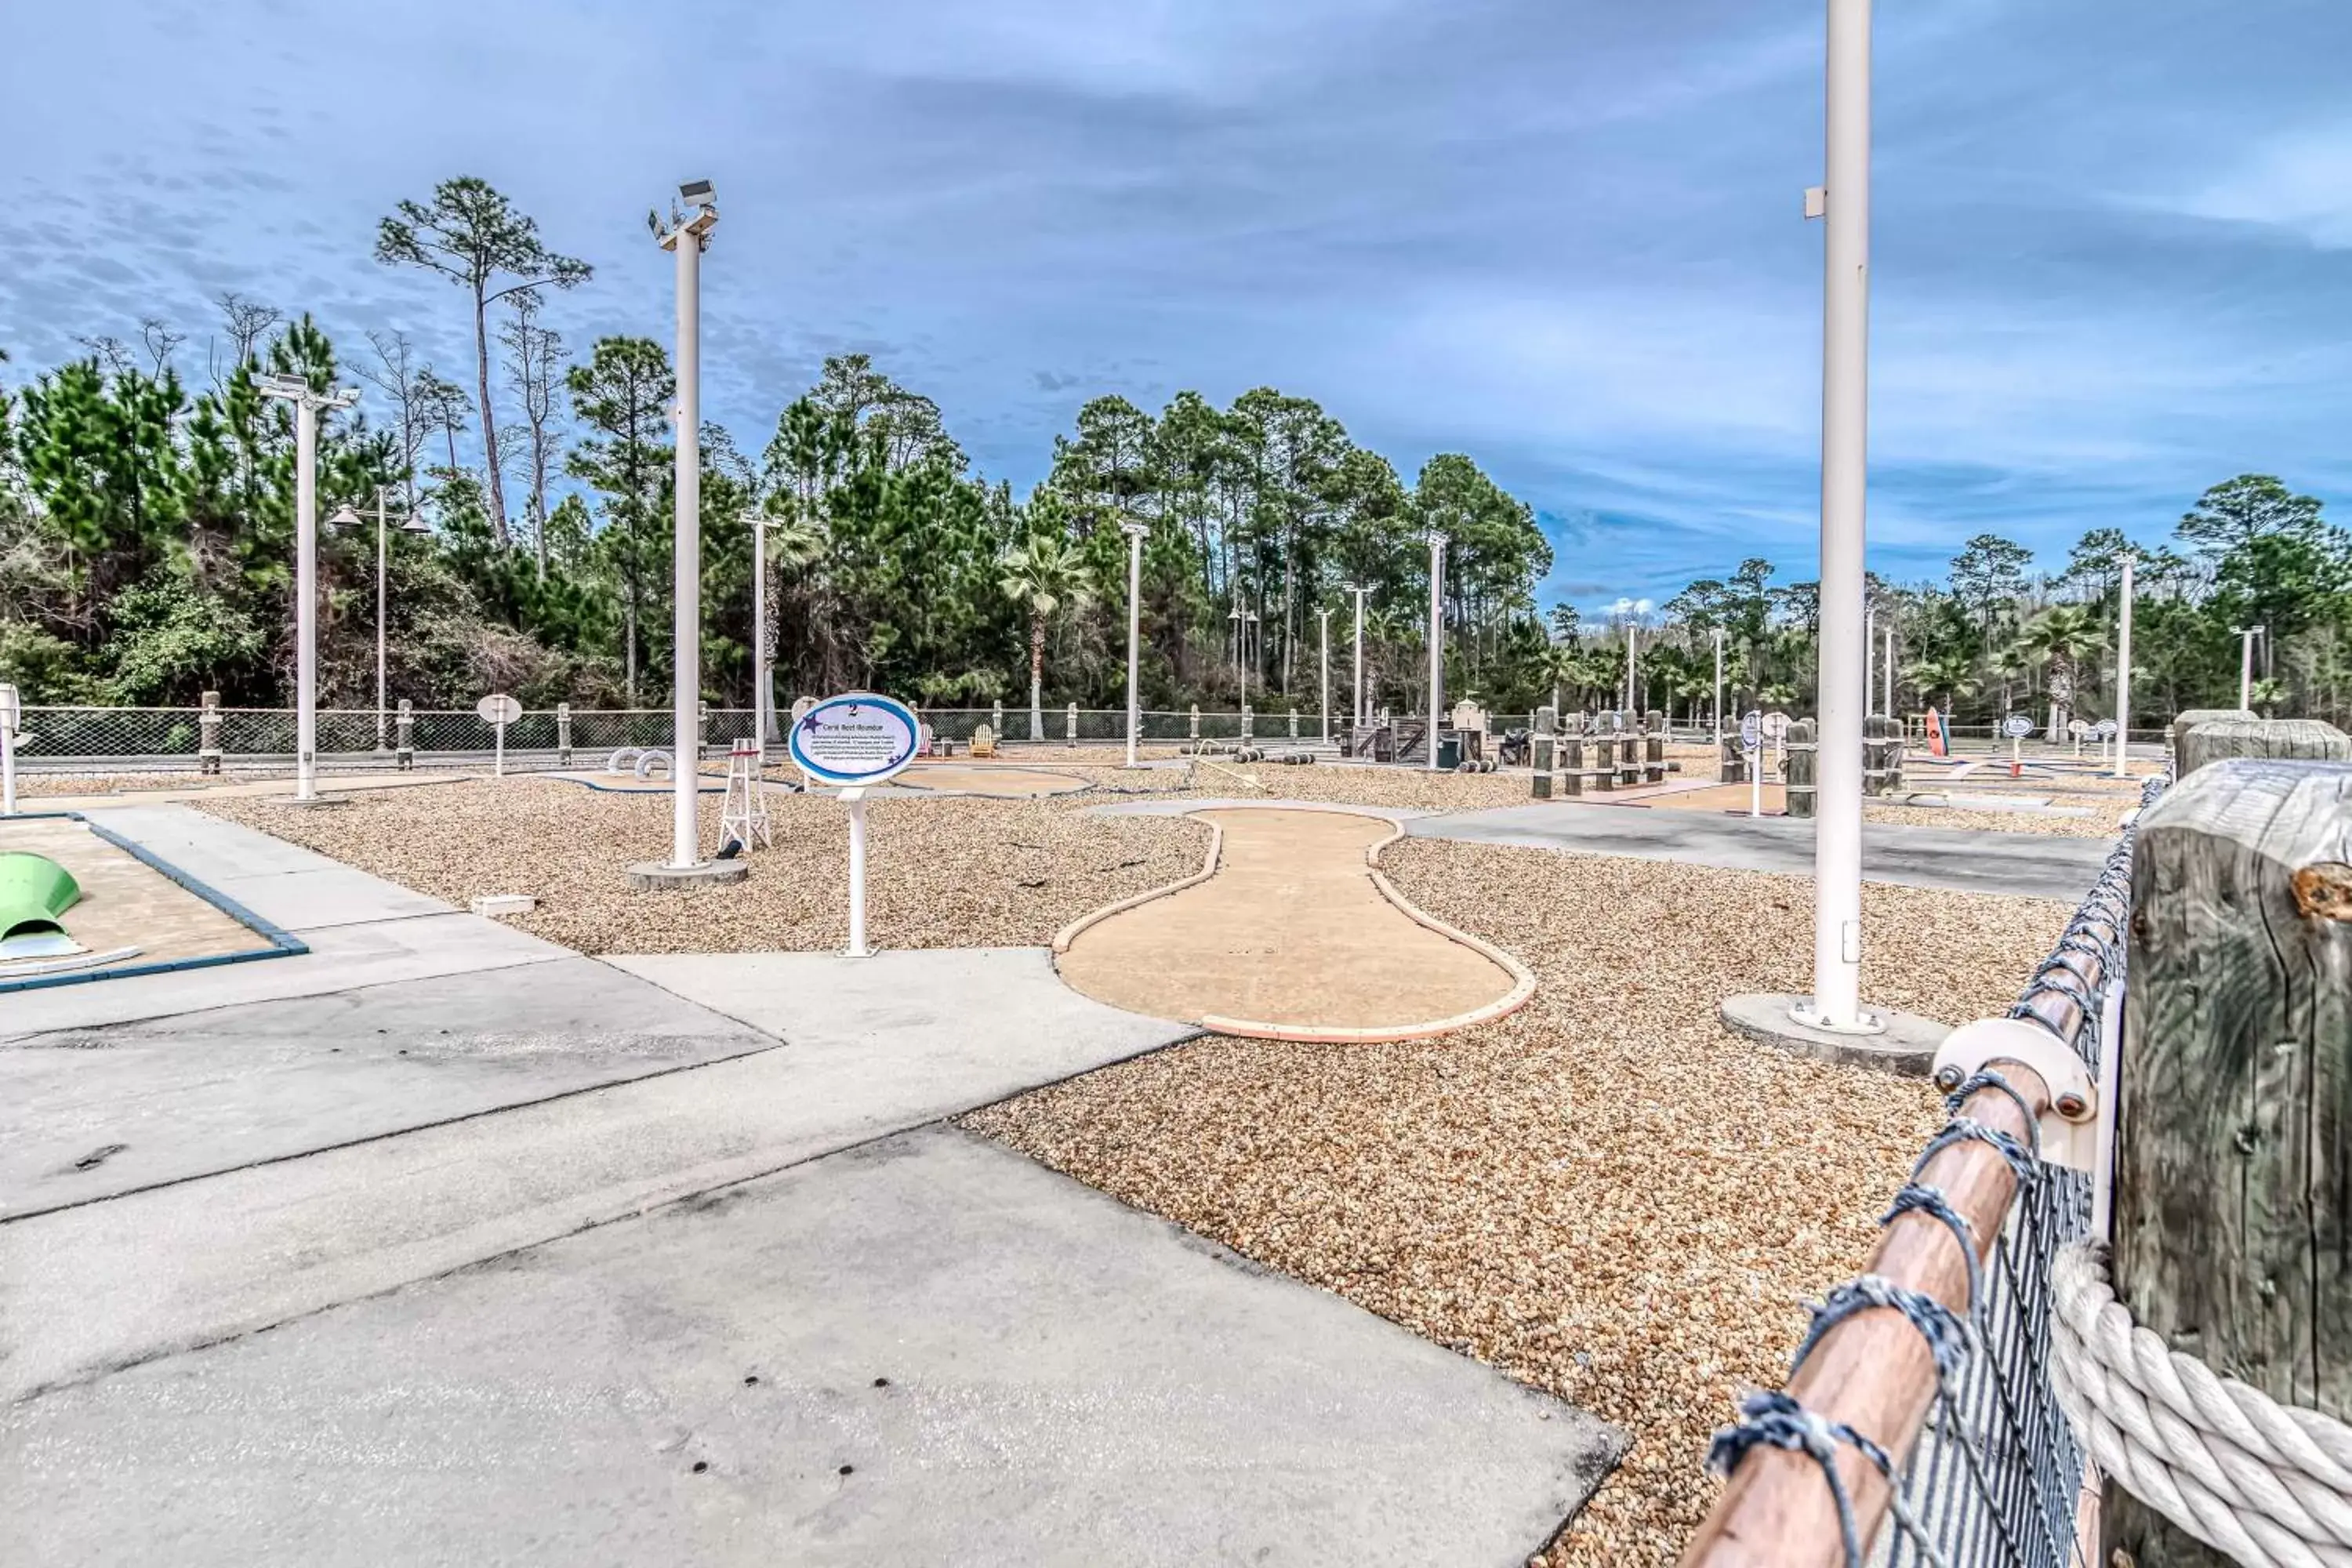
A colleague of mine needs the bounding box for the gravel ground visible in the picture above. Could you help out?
[964,840,2071,1564]
[15,771,216,797]
[1865,802,2124,838]
[197,778,1207,954]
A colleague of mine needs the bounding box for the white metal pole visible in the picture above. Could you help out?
[753,512,768,749]
[1864,604,1875,714]
[2237,626,2259,710]
[295,397,320,803]
[1318,608,1330,742]
[495,718,506,779]
[845,793,869,957]
[1426,534,1446,770]
[376,487,389,753]
[1,693,16,816]
[1713,626,1726,753]
[1805,0,1875,1034]
[668,214,708,870]
[1624,622,1637,715]
[1123,522,1145,767]
[1883,623,1894,715]
[2112,554,2134,778]
[1350,585,1367,728]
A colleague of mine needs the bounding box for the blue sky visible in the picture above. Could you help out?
[2,0,2347,614]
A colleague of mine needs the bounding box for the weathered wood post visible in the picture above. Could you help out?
[198,690,223,776]
[695,699,710,762]
[1784,717,1818,817]
[1188,704,1200,741]
[1645,708,1666,783]
[2177,716,2350,777]
[556,702,573,767]
[1562,734,1585,797]
[395,699,414,771]
[2107,757,2352,1566]
[992,699,1004,740]
[2167,706,2255,774]
[1240,702,1253,740]
[1532,706,1556,798]
[1862,714,1900,796]
[1721,732,1748,786]
[1066,702,1079,743]
[1287,706,1299,740]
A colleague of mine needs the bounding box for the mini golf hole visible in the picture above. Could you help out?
[743,1375,759,1385]
[691,1461,708,1474]
[872,1377,889,1388]
[838,1465,855,1476]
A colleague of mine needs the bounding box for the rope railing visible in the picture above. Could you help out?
[1684,774,2166,1568]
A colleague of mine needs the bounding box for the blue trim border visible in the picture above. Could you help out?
[0,811,308,993]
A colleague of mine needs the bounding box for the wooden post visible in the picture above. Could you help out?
[1563,735,1584,797]
[1785,718,1818,817]
[198,690,222,776]
[2167,706,2254,774]
[2107,757,2352,1566]
[556,702,572,767]
[394,699,414,771]
[2176,716,2350,778]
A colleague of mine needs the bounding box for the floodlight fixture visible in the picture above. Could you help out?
[254,372,309,397]
[680,179,715,207]
[326,503,365,532]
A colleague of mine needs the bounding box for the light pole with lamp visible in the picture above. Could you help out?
[655,180,720,877]
[742,506,774,749]
[1794,0,1878,1036]
[256,372,358,804]
[1624,619,1638,715]
[2112,552,2134,778]
[1120,521,1148,766]
[1713,625,1726,753]
[2234,624,2264,711]
[328,488,431,753]
[1425,532,1446,770]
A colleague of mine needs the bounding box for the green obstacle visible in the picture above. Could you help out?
[0,851,82,947]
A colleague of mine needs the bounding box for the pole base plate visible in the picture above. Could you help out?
[1719,993,1947,1077]
[625,859,750,892]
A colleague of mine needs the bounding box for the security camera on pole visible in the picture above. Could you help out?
[626,179,746,891]
[256,372,359,805]
[328,487,430,754]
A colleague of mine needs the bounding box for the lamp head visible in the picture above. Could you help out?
[326,504,364,532]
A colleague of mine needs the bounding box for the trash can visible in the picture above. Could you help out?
[1436,733,1463,771]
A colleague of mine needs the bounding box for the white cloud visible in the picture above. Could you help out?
[2171,120,2352,249]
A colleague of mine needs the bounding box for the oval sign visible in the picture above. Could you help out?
[789,692,920,786]
[476,692,522,725]
[2002,713,2035,739]
[1739,711,1762,753]
[2095,718,2119,739]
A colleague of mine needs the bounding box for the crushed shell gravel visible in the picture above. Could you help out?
[963,838,2071,1565]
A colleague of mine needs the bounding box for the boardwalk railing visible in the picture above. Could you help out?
[1685,773,2167,1568]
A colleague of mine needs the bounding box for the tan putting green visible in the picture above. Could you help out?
[1053,808,1530,1041]
[894,764,1088,797]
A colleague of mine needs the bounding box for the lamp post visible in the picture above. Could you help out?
[658,180,719,871]
[2232,624,2264,711]
[1624,619,1638,715]
[2112,554,2135,778]
[256,372,358,803]
[1317,606,1331,742]
[1796,0,1878,1036]
[1344,583,1369,729]
[1425,532,1447,770]
[1883,622,1894,716]
[1120,521,1148,766]
[328,488,430,755]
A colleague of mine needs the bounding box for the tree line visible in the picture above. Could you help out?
[0,176,2337,732]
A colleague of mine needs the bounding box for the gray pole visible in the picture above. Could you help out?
[296,397,319,801]
[2112,554,2134,778]
[1347,583,1367,729]
[376,485,389,753]
[1122,521,1147,766]
[1804,0,1876,1033]
[1713,626,1725,753]
[1318,607,1330,742]
[664,194,716,870]
[752,511,768,748]
[2235,625,2261,710]
[1426,533,1446,770]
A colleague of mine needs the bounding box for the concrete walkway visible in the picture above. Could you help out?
[1410,800,2113,900]
[0,808,1617,1563]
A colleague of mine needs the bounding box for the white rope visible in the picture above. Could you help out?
[2051,1243,2352,1567]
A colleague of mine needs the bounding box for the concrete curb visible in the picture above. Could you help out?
[1197,814,1539,1044]
[1051,818,1225,956]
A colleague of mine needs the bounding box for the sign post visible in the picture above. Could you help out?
[2002,712,2034,775]
[0,684,19,816]
[1740,710,1763,818]
[477,693,522,779]
[789,692,920,959]
[2067,717,2089,757]
[2095,717,2119,772]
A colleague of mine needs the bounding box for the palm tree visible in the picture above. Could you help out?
[998,532,1093,739]
[2013,604,2103,734]
[1904,652,1979,715]
[757,502,826,713]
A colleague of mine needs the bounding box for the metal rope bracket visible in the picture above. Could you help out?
[1930,1018,2097,1172]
